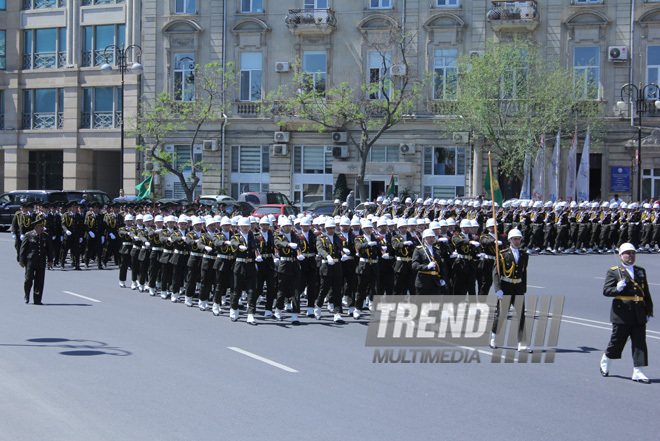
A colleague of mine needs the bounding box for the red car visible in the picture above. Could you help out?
[252,204,298,219]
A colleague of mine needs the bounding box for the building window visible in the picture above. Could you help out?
[423,185,465,199]
[434,49,458,100]
[573,46,600,100]
[304,0,328,8]
[501,58,528,100]
[294,146,333,174]
[0,30,5,70]
[174,0,196,14]
[81,87,122,129]
[29,151,63,190]
[423,146,466,176]
[368,51,392,100]
[0,90,4,130]
[240,52,262,102]
[0,0,5,10]
[231,145,270,173]
[302,51,326,96]
[368,145,399,162]
[82,0,126,5]
[22,89,64,130]
[23,28,66,69]
[436,0,459,6]
[82,24,125,67]
[642,168,660,200]
[370,0,392,9]
[574,0,602,4]
[241,0,263,13]
[23,0,65,9]
[647,46,660,98]
[173,53,195,102]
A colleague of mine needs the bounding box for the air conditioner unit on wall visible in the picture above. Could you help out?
[202,139,218,151]
[399,143,416,155]
[274,131,290,143]
[332,132,347,143]
[390,64,407,76]
[452,132,469,144]
[608,46,627,62]
[332,145,349,159]
[272,144,288,156]
[275,61,290,72]
[145,161,160,172]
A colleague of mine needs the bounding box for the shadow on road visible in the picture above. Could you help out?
[555,346,600,354]
[0,338,133,357]
[40,303,92,307]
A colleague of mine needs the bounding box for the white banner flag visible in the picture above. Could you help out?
[565,131,578,203]
[547,131,560,203]
[520,151,532,199]
[532,133,545,201]
[576,128,590,202]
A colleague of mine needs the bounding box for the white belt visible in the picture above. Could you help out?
[482,255,496,260]
[360,258,378,264]
[217,254,234,260]
[122,242,132,246]
[173,250,188,255]
[151,247,162,251]
[501,276,522,284]
[203,254,215,259]
[280,257,295,262]
[236,258,253,263]
[190,252,202,257]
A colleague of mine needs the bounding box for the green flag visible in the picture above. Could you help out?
[386,174,396,198]
[135,174,153,201]
[484,164,503,206]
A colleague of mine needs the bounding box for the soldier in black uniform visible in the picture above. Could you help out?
[274,217,303,324]
[600,242,654,383]
[353,219,381,319]
[84,202,104,269]
[45,203,62,267]
[451,219,479,296]
[183,217,206,307]
[146,215,165,296]
[169,215,190,302]
[478,218,501,296]
[212,217,235,315]
[255,217,277,318]
[411,229,449,295]
[391,219,417,296]
[19,214,53,304]
[297,217,318,318]
[118,214,136,288]
[198,217,218,311]
[316,219,345,323]
[159,216,177,299]
[230,217,259,325]
[375,218,394,298]
[61,202,83,270]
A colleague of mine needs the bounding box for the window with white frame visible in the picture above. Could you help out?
[370,0,391,9]
[573,46,600,100]
[304,0,327,8]
[647,46,660,99]
[0,30,5,70]
[174,0,196,14]
[81,87,122,129]
[241,0,263,12]
[423,185,465,199]
[434,49,458,100]
[173,53,195,102]
[574,0,602,4]
[82,0,126,5]
[368,51,392,100]
[293,146,333,174]
[642,168,660,200]
[501,53,528,100]
[23,28,66,69]
[436,0,459,6]
[423,146,466,176]
[22,89,64,130]
[23,0,63,10]
[82,24,125,67]
[302,51,326,96]
[240,52,262,102]
[231,145,270,174]
[368,146,399,162]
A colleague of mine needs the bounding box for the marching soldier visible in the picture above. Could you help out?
[353,219,381,318]
[61,202,83,270]
[316,219,345,323]
[255,217,277,318]
[297,216,318,318]
[118,214,136,288]
[212,217,235,316]
[230,217,259,325]
[19,214,53,304]
[478,218,500,296]
[274,217,303,324]
[146,215,165,296]
[84,202,104,269]
[411,229,449,295]
[169,215,190,303]
[600,243,654,383]
[158,216,177,300]
[183,217,206,307]
[391,219,417,296]
[197,217,218,311]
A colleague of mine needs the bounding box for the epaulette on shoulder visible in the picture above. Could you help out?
[610,266,619,270]
[416,245,423,249]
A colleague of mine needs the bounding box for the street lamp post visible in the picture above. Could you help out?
[100,44,143,197]
[616,83,660,202]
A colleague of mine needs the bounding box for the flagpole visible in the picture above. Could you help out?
[152,170,156,214]
[488,152,501,277]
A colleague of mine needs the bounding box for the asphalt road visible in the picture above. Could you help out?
[1,234,659,441]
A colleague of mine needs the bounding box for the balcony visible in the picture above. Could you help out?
[427,100,459,115]
[285,9,337,36]
[234,102,262,118]
[487,1,539,32]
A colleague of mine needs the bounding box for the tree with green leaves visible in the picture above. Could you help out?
[449,37,604,180]
[265,29,425,202]
[130,62,235,202]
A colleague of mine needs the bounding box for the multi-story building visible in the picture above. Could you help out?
[4,1,660,203]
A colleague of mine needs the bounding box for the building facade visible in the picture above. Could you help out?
[3,1,660,203]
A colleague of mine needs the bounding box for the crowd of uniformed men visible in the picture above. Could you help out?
[10,195,660,325]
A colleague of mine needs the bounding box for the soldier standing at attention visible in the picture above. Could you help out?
[19,215,53,304]
[600,243,654,384]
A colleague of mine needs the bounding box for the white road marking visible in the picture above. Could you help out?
[62,291,101,303]
[227,347,298,373]
[561,319,660,341]
[561,314,660,335]
[527,285,545,289]
[593,277,605,280]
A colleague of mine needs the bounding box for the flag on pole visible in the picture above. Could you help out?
[565,130,578,203]
[520,151,532,199]
[135,174,153,201]
[386,173,396,198]
[532,133,545,201]
[547,131,560,203]
[576,127,590,202]
[484,160,503,206]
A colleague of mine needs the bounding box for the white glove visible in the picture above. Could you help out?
[109,233,116,240]
[439,237,448,242]
[12,234,16,240]
[367,241,377,246]
[381,246,388,251]
[470,241,480,247]
[89,231,95,238]
[167,237,173,243]
[79,238,83,243]
[440,279,446,287]
[132,236,139,241]
[255,255,263,262]
[342,247,350,255]
[327,255,335,265]
[66,230,72,236]
[60,236,63,241]
[497,241,503,246]
[273,257,280,264]
[143,241,149,247]
[224,240,232,246]
[195,239,201,244]
[496,290,504,299]
[616,279,626,292]
[101,236,105,244]
[404,240,413,246]
[382,253,390,260]
[204,246,212,252]
[341,255,349,261]
[427,262,436,269]
[52,236,56,240]
[20,234,25,240]
[297,255,305,261]
[239,245,247,251]
[288,242,298,250]
[648,316,652,322]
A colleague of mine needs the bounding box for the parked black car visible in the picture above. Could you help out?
[0,190,69,230]
[64,190,112,206]
[304,200,336,218]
